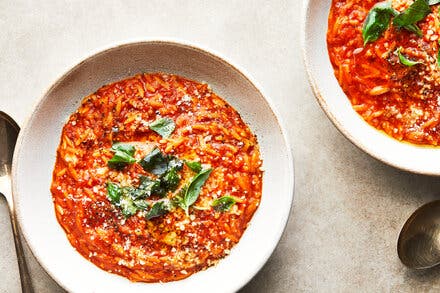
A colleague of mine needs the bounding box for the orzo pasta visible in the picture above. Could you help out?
[327,0,440,145]
[50,73,263,282]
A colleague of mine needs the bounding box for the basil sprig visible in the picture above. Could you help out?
[393,0,431,36]
[362,0,438,45]
[363,1,396,45]
[185,160,203,173]
[146,201,171,220]
[106,182,148,217]
[107,142,136,170]
[107,181,122,204]
[212,196,237,212]
[149,117,175,138]
[176,168,213,215]
[396,47,422,66]
[106,142,214,219]
[107,145,214,219]
[139,147,183,176]
[136,176,163,198]
[107,166,213,218]
[106,175,165,218]
[106,179,174,219]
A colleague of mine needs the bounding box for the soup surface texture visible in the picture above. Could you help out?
[51,73,262,282]
[327,0,440,145]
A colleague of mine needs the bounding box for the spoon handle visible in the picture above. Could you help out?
[0,175,34,293]
[8,202,34,293]
[0,195,21,291]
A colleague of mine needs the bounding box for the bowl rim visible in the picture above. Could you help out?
[301,0,440,176]
[11,39,295,292]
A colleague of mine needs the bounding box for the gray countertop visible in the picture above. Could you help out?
[1,0,440,292]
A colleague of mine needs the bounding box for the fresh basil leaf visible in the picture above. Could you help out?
[111,142,135,156]
[401,23,423,36]
[155,185,168,198]
[127,187,148,200]
[140,147,183,177]
[108,151,137,169]
[146,201,170,220]
[106,177,171,217]
[428,0,440,5]
[121,186,137,198]
[212,196,237,212]
[119,194,138,218]
[117,177,164,201]
[150,117,175,138]
[107,142,136,170]
[171,186,187,209]
[161,168,180,191]
[397,47,422,66]
[181,168,212,215]
[133,199,149,210]
[363,1,396,45]
[106,182,121,204]
[168,157,183,171]
[139,147,169,175]
[138,176,162,198]
[393,0,431,34]
[185,160,202,173]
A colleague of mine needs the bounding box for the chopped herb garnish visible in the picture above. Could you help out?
[139,147,183,192]
[107,142,136,170]
[146,201,170,220]
[149,117,175,138]
[179,168,212,215]
[137,176,162,198]
[363,0,439,45]
[185,160,202,173]
[362,1,396,45]
[106,182,121,204]
[106,180,169,218]
[393,0,430,36]
[133,199,149,210]
[139,147,168,175]
[106,183,140,218]
[171,186,187,210]
[168,157,184,171]
[139,147,182,175]
[212,196,237,212]
[107,145,209,219]
[397,47,422,66]
[112,142,135,156]
[119,193,138,217]
[161,168,180,191]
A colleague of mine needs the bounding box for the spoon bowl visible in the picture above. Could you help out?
[0,111,19,176]
[398,200,440,269]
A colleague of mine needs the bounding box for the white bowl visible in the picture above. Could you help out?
[12,41,294,292]
[302,0,440,175]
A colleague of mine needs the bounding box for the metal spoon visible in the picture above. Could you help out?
[0,111,33,292]
[398,200,440,269]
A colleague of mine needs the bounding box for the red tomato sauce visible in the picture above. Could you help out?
[51,73,263,282]
[328,0,440,145]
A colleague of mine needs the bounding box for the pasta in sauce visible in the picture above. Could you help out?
[328,0,440,145]
[50,73,263,282]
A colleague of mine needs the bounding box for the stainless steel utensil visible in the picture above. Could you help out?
[0,111,33,292]
[398,200,440,269]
